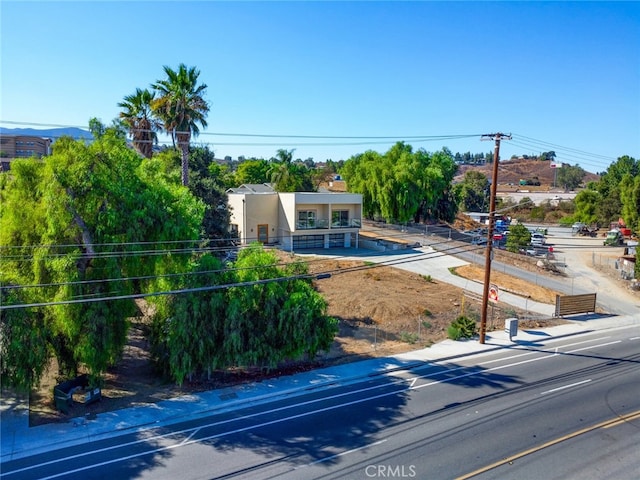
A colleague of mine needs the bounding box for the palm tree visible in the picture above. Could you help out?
[268,149,295,191]
[151,64,209,186]
[118,88,161,159]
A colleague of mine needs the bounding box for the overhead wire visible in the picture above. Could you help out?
[0,237,489,309]
[0,222,606,309]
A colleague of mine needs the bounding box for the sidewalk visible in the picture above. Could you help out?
[2,314,638,463]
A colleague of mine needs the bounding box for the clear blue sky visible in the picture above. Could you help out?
[2,1,638,173]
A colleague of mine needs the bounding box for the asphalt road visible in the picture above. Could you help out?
[3,327,638,480]
[387,222,639,316]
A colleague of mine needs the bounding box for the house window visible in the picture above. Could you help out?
[332,210,349,227]
[297,210,316,229]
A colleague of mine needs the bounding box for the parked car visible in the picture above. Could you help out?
[531,232,546,246]
[471,235,487,245]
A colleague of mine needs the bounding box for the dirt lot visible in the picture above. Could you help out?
[26,246,566,426]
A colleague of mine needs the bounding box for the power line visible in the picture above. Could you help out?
[1,234,488,309]
[3,120,625,168]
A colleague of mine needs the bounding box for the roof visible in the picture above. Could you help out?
[226,183,276,194]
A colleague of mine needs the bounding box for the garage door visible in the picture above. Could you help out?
[293,235,324,249]
[329,233,345,247]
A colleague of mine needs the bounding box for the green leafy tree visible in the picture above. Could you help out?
[454,170,490,212]
[149,244,337,383]
[593,156,639,227]
[88,117,106,139]
[152,64,210,186]
[118,88,162,158]
[267,149,314,192]
[149,254,229,384]
[234,158,271,185]
[572,188,602,225]
[506,223,531,253]
[0,286,51,392]
[156,145,231,240]
[598,155,639,198]
[223,245,336,370]
[556,164,585,191]
[0,129,204,388]
[620,173,640,233]
[341,142,457,224]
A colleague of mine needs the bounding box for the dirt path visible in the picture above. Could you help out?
[547,231,639,314]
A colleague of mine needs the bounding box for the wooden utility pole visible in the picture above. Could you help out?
[479,132,512,344]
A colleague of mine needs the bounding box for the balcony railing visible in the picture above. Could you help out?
[296,218,361,230]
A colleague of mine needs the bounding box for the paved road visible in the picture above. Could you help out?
[361,222,639,316]
[3,327,637,479]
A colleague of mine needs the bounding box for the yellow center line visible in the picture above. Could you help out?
[456,409,640,480]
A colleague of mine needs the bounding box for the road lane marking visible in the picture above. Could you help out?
[456,409,640,480]
[540,379,591,395]
[565,340,621,354]
[603,410,640,429]
[5,336,627,478]
[478,351,538,365]
[294,439,388,469]
[180,428,200,445]
[478,336,613,367]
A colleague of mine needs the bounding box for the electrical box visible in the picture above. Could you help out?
[505,318,518,341]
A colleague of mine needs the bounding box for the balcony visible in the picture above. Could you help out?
[295,218,361,230]
[331,218,362,228]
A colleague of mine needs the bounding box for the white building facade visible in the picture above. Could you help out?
[227,184,362,251]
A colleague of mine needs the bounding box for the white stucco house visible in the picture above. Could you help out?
[226,184,363,250]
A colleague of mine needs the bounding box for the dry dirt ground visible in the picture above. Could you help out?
[26,247,568,426]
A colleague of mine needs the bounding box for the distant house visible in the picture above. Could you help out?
[0,135,52,171]
[226,184,362,250]
[465,211,490,225]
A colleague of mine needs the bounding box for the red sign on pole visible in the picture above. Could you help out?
[489,284,499,302]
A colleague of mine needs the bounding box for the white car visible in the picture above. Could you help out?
[531,232,546,246]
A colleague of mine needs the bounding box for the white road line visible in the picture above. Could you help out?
[11,336,626,478]
[565,340,621,354]
[294,439,388,469]
[630,337,640,341]
[180,428,200,445]
[478,337,613,367]
[479,351,538,366]
[540,379,592,395]
[550,337,611,349]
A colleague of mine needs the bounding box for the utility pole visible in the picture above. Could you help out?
[479,132,512,344]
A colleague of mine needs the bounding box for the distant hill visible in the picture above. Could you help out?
[454,158,600,187]
[0,127,93,141]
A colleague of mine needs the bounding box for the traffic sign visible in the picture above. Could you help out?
[489,284,499,302]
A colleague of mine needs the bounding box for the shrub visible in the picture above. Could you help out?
[447,315,476,340]
[399,332,420,344]
[447,325,462,340]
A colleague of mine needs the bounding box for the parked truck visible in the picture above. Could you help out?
[604,229,625,246]
[518,177,541,186]
[610,218,632,237]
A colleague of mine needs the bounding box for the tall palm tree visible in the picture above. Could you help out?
[118,88,161,159]
[151,64,210,186]
[268,148,295,191]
